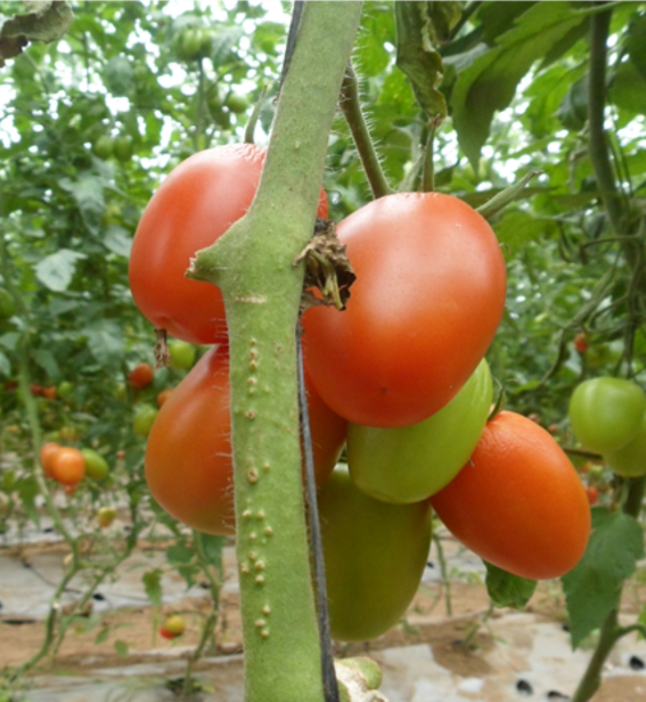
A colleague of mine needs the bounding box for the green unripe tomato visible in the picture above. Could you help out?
[97,505,117,528]
[113,135,133,163]
[318,465,432,642]
[225,93,250,114]
[347,358,492,504]
[604,410,646,477]
[81,448,109,482]
[57,381,73,400]
[568,377,646,453]
[93,135,114,159]
[0,289,16,319]
[133,405,158,437]
[168,340,196,370]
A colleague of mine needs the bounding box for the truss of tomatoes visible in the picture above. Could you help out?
[131,144,592,642]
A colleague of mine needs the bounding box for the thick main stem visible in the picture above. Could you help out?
[190,4,362,701]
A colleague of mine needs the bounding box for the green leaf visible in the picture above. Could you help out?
[16,476,40,525]
[0,350,10,376]
[166,540,195,565]
[426,1,462,43]
[142,569,162,608]
[114,639,129,658]
[609,61,646,117]
[394,2,447,121]
[484,561,537,609]
[34,249,86,292]
[562,507,645,649]
[0,1,74,67]
[199,533,225,566]
[493,209,557,257]
[84,320,124,367]
[95,626,109,645]
[60,173,105,233]
[103,225,132,258]
[103,55,132,96]
[451,2,589,167]
[32,348,60,379]
[211,25,244,65]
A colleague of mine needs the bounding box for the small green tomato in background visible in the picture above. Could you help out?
[113,134,133,163]
[604,410,646,477]
[57,381,73,400]
[160,613,185,639]
[97,506,117,528]
[568,377,646,453]
[93,134,113,159]
[81,448,109,482]
[347,358,492,504]
[168,340,196,370]
[318,465,432,642]
[133,405,159,437]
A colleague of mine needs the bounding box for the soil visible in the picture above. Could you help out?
[1,539,645,702]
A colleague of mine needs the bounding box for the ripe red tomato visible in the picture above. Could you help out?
[50,447,86,487]
[574,332,589,354]
[568,377,646,453]
[585,486,599,505]
[145,346,347,535]
[318,465,432,641]
[129,144,328,345]
[302,192,506,427]
[128,362,154,390]
[431,411,591,580]
[347,358,492,504]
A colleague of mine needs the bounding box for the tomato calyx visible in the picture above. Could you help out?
[154,328,172,368]
[294,218,355,312]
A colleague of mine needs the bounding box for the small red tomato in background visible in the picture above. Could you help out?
[128,363,154,390]
[40,442,62,478]
[42,385,57,400]
[156,388,174,408]
[585,486,599,505]
[574,332,589,354]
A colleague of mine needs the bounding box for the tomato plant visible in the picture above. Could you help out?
[603,410,646,477]
[128,362,154,390]
[347,358,493,504]
[317,465,432,641]
[145,346,347,535]
[568,377,646,453]
[50,447,86,487]
[129,144,329,345]
[302,192,506,427]
[431,411,591,580]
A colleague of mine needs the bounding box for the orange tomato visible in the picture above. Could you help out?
[431,411,591,580]
[50,447,86,486]
[42,385,57,400]
[128,362,154,390]
[40,442,62,478]
[156,388,174,407]
[145,347,347,535]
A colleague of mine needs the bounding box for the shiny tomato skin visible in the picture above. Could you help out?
[51,447,86,487]
[603,410,646,477]
[129,144,328,345]
[40,442,62,478]
[318,466,432,641]
[348,358,492,504]
[568,377,646,454]
[145,347,347,535]
[302,192,506,428]
[431,411,591,580]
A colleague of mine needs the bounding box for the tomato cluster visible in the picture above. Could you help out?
[131,144,592,643]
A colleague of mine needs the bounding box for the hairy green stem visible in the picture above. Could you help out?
[189,4,362,701]
[339,63,392,199]
[432,532,452,617]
